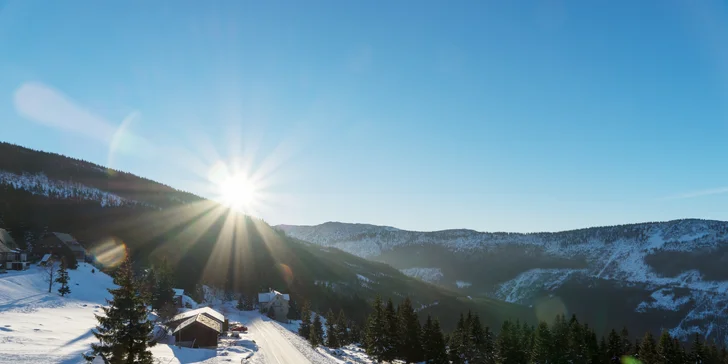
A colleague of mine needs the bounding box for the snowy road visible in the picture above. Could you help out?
[246,316,312,363]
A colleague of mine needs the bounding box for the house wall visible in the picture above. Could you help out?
[177,324,218,348]
[270,296,289,322]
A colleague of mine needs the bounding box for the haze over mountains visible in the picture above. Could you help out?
[278,220,728,344]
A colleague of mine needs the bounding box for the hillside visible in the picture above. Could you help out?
[0,142,531,331]
[277,220,728,344]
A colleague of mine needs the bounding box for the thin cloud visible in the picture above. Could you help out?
[662,186,728,200]
[13,82,118,143]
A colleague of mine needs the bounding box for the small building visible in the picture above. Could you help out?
[0,229,28,271]
[172,313,221,348]
[173,288,185,308]
[32,232,86,265]
[258,289,290,322]
[167,306,225,330]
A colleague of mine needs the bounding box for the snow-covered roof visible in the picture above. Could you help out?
[173,288,184,297]
[52,232,86,253]
[0,240,11,254]
[0,228,17,250]
[40,254,52,263]
[169,306,224,324]
[52,232,77,244]
[258,290,290,303]
[172,313,221,334]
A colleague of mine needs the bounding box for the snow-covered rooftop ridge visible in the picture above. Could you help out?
[170,306,224,323]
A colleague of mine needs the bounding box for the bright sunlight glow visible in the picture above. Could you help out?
[219,174,258,212]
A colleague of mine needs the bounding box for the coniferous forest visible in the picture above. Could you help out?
[297,295,728,364]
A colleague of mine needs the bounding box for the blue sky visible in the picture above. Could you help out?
[1,0,728,232]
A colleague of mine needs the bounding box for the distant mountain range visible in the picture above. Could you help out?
[277,220,728,344]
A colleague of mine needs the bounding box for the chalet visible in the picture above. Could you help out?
[167,307,225,330]
[166,307,225,348]
[32,232,87,264]
[0,228,28,271]
[172,313,221,348]
[258,289,290,322]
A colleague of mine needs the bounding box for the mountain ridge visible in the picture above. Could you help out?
[277,219,728,344]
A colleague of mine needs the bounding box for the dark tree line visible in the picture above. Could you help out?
[296,295,728,364]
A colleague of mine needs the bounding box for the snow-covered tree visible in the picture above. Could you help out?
[310,313,324,348]
[325,309,339,348]
[299,301,312,340]
[87,255,155,363]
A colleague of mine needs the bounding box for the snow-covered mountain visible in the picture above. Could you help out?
[277,220,728,344]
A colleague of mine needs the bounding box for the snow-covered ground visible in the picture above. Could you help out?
[0,263,377,363]
[399,267,443,283]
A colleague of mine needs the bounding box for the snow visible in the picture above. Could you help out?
[356,274,372,283]
[455,280,472,289]
[636,288,691,313]
[495,269,588,303]
[0,261,382,363]
[0,170,148,208]
[399,267,443,283]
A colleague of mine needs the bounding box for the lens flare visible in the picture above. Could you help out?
[89,237,127,268]
[534,295,567,323]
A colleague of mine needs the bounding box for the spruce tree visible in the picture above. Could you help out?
[397,297,423,363]
[657,330,676,364]
[348,321,361,345]
[299,301,311,340]
[141,267,157,306]
[422,315,435,362]
[467,313,486,363]
[152,259,174,310]
[382,298,399,361]
[607,329,623,362]
[88,256,155,363]
[325,309,339,348]
[519,321,534,363]
[429,319,448,364]
[449,313,467,363]
[567,315,585,362]
[310,313,324,347]
[236,294,245,311]
[531,321,552,364]
[690,333,704,364]
[620,327,633,357]
[549,314,569,363]
[56,261,71,297]
[483,326,495,364]
[585,328,600,364]
[335,309,349,346]
[365,296,387,361]
[638,332,657,364]
[495,319,519,364]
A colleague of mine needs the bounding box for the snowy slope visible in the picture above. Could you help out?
[0,265,256,363]
[0,170,148,208]
[0,263,378,364]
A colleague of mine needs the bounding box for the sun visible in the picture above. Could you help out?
[218,174,258,212]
